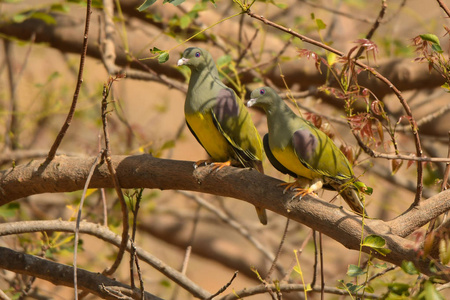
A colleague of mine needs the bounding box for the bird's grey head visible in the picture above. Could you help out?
[247,87,278,110]
[177,47,214,71]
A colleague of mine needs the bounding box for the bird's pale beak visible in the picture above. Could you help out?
[177,57,188,66]
[246,98,257,108]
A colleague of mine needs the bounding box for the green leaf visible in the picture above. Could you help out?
[420,34,440,45]
[150,47,162,54]
[158,52,169,63]
[362,235,391,255]
[401,260,419,275]
[137,0,157,11]
[315,18,326,30]
[441,82,450,92]
[364,285,375,293]
[163,0,185,6]
[51,4,70,13]
[0,203,20,218]
[374,262,387,269]
[159,279,171,288]
[363,235,386,248]
[347,264,367,277]
[179,14,191,29]
[30,12,56,25]
[431,43,443,53]
[12,13,28,23]
[418,280,444,300]
[387,283,410,296]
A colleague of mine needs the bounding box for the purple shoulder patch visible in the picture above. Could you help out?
[292,129,318,160]
[213,89,239,122]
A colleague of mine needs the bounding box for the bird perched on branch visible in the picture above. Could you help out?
[177,47,268,225]
[247,86,372,215]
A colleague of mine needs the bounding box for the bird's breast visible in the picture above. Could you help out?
[270,145,317,180]
[185,112,230,161]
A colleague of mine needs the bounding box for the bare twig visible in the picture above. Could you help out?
[206,271,239,300]
[73,150,103,300]
[129,189,144,293]
[265,218,289,280]
[101,79,130,276]
[47,0,92,161]
[437,0,450,18]
[354,0,387,59]
[3,33,35,151]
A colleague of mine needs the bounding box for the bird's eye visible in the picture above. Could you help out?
[260,89,266,95]
[195,52,201,58]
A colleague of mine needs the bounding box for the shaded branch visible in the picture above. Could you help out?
[1,154,450,280]
[0,246,164,300]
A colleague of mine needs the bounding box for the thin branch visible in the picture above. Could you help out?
[354,0,387,59]
[219,282,380,300]
[265,218,289,280]
[47,0,92,161]
[0,220,212,299]
[437,0,450,18]
[74,150,103,299]
[206,271,239,300]
[101,80,129,277]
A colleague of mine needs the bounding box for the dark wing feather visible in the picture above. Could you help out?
[211,88,261,168]
[263,134,297,177]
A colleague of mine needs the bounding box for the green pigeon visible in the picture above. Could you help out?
[247,86,372,215]
[177,47,268,225]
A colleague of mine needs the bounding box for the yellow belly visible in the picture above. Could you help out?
[186,112,230,161]
[271,146,317,179]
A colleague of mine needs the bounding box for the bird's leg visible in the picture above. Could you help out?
[292,178,324,200]
[279,177,311,194]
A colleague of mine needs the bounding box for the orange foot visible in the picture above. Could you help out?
[292,187,317,199]
[210,160,231,172]
[279,181,302,194]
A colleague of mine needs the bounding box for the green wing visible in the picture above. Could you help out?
[291,119,354,181]
[210,88,263,169]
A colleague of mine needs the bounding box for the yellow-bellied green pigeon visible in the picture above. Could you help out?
[177,47,268,224]
[247,86,372,215]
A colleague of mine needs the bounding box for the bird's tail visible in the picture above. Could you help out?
[340,186,367,216]
[250,160,268,225]
[331,179,370,216]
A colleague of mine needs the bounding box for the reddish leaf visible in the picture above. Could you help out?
[406,158,416,169]
[391,159,403,175]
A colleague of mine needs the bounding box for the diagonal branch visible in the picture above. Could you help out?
[0,246,164,300]
[46,0,92,161]
[1,154,450,280]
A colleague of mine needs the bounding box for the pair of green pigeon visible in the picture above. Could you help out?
[177,47,371,225]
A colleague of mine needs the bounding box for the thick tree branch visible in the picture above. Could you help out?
[0,246,163,300]
[1,154,449,280]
